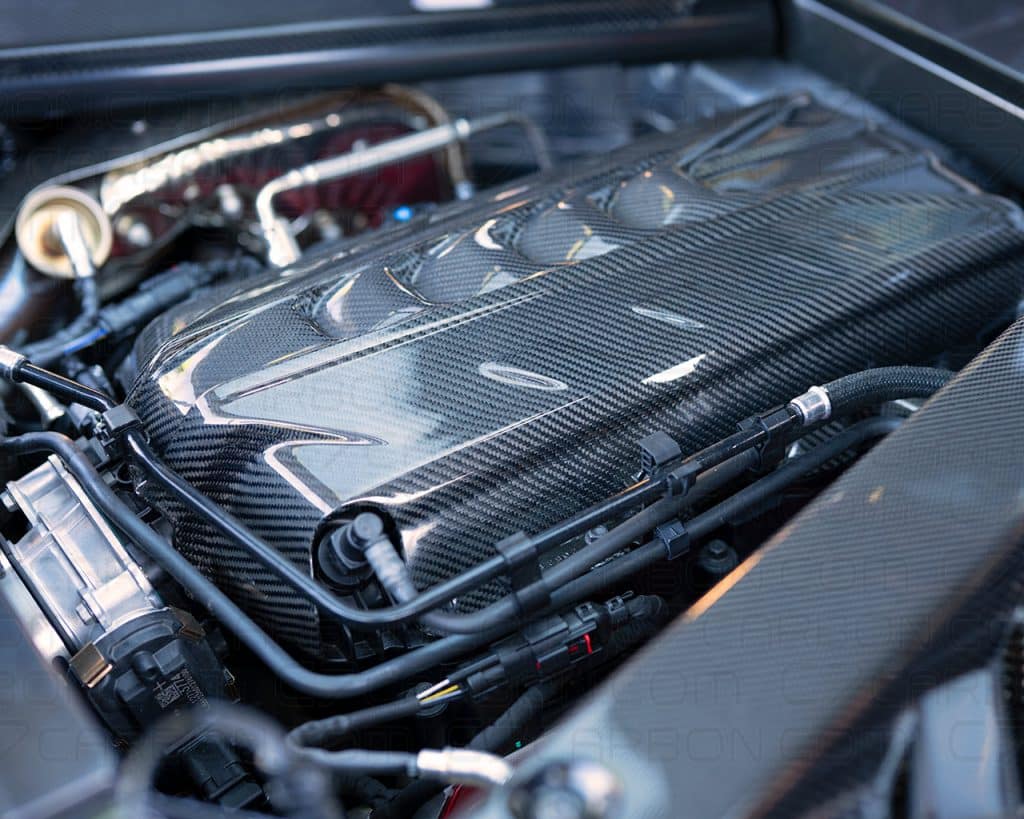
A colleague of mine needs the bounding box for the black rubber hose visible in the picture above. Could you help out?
[297,749,414,776]
[9,357,905,642]
[12,359,116,411]
[8,349,762,634]
[539,449,759,592]
[0,412,897,699]
[413,447,760,636]
[126,429,516,633]
[11,356,902,637]
[688,415,901,534]
[823,366,953,417]
[372,684,555,819]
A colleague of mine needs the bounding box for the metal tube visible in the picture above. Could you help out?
[257,112,518,267]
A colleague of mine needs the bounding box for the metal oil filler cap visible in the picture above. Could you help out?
[15,185,112,277]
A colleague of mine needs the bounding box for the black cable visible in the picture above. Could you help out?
[5,360,726,638]
[290,597,667,757]
[410,448,760,636]
[823,367,953,417]
[0,411,897,702]
[128,430,513,633]
[8,349,892,640]
[685,416,901,536]
[7,352,772,634]
[538,449,759,592]
[288,696,423,750]
[21,277,101,367]
[118,368,926,637]
[0,429,680,700]
[19,257,262,367]
[469,597,666,753]
[297,749,414,776]
[384,450,751,639]
[1,352,905,695]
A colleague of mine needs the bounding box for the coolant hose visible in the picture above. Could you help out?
[824,366,953,415]
[790,366,953,427]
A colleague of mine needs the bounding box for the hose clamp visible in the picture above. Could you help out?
[789,385,831,426]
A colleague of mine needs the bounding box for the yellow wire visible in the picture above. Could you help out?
[421,684,460,704]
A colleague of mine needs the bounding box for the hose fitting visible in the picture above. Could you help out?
[415,748,512,787]
[789,385,832,426]
[789,367,953,427]
[0,345,26,380]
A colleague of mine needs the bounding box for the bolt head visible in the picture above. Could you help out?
[349,512,385,547]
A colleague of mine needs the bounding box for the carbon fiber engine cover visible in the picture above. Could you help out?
[127,96,1024,656]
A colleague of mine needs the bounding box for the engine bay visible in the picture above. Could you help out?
[1,6,1024,818]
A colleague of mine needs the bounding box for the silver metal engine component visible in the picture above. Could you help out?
[11,85,481,281]
[14,185,113,278]
[416,748,514,788]
[0,344,25,379]
[1,455,164,658]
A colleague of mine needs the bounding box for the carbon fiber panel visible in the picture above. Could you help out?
[470,315,1024,819]
[127,96,1024,656]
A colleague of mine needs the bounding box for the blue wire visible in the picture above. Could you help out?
[62,326,108,356]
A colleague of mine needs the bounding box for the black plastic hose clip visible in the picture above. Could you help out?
[737,405,798,471]
[654,518,690,560]
[494,531,549,616]
[95,404,145,454]
[639,430,699,495]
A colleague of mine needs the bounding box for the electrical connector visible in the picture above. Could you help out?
[452,594,649,698]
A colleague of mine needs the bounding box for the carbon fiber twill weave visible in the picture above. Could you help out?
[470,316,1024,819]
[127,96,1024,657]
